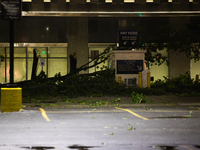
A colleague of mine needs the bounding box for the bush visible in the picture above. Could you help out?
[150,72,200,95]
[21,70,200,102]
[130,91,148,103]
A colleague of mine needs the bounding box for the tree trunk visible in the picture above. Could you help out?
[31,49,39,80]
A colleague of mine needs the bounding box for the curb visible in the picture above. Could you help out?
[21,102,200,109]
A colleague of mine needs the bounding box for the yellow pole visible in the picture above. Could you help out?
[118,76,122,84]
[139,72,142,88]
[147,72,151,89]
[196,75,199,83]
[1,88,22,113]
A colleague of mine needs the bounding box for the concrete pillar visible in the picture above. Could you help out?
[168,17,191,78]
[67,17,89,74]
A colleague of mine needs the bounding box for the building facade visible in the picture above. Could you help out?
[0,0,200,83]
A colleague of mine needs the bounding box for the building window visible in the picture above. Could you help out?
[0,45,68,83]
[124,0,135,2]
[86,0,90,2]
[89,48,108,73]
[5,47,27,83]
[168,0,172,2]
[0,47,5,83]
[66,0,70,2]
[91,50,99,60]
[22,0,31,2]
[105,0,112,3]
[146,0,153,2]
[44,0,51,2]
[189,0,193,2]
[48,47,67,78]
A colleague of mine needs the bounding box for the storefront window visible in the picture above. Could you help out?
[27,47,34,57]
[5,59,10,83]
[5,58,26,83]
[27,47,47,58]
[48,47,67,77]
[0,47,5,83]
[89,47,108,73]
[27,47,47,77]
[0,61,5,83]
[48,47,67,57]
[38,48,47,58]
[14,47,26,57]
[0,47,5,57]
[27,58,33,80]
[48,59,67,77]
[14,59,26,82]
[0,45,68,82]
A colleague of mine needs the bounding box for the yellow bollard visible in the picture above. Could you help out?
[138,72,142,88]
[147,72,151,89]
[196,75,199,83]
[1,88,22,113]
[118,76,122,85]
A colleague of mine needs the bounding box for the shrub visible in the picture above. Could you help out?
[130,91,148,103]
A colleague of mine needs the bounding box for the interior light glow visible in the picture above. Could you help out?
[124,0,135,2]
[22,0,31,2]
[21,11,200,17]
[22,11,200,15]
[138,13,142,16]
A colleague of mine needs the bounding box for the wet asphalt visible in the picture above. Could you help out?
[0,95,200,150]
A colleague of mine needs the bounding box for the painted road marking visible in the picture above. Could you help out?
[182,145,194,150]
[189,106,200,110]
[43,110,123,114]
[116,107,149,120]
[39,108,50,121]
[29,109,200,114]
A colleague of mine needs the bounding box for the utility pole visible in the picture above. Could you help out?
[10,20,14,84]
[1,0,22,85]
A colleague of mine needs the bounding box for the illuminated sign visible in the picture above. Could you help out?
[1,0,22,20]
[117,60,143,74]
[119,30,140,48]
[40,58,45,66]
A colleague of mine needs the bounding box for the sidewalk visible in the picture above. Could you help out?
[146,95,200,105]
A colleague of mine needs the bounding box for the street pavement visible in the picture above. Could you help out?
[0,95,200,150]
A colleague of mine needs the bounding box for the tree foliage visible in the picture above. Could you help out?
[65,22,200,76]
[65,44,118,76]
[140,22,200,67]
